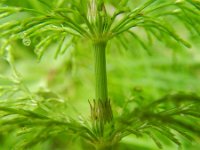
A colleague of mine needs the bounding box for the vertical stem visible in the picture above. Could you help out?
[88,1,116,148]
[90,41,113,127]
[94,42,108,101]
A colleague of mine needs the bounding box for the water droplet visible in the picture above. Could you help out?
[23,38,31,46]
[19,32,27,39]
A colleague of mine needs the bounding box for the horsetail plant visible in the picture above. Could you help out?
[0,0,200,149]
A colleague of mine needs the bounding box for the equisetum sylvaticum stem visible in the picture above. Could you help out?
[89,41,113,142]
[88,0,113,131]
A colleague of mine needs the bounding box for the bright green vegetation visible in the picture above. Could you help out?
[0,0,200,150]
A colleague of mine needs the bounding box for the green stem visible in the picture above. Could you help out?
[94,42,108,101]
[90,41,113,126]
[88,1,113,146]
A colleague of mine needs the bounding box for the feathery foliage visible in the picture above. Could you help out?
[0,0,200,149]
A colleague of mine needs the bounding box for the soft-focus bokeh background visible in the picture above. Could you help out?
[0,0,200,149]
[1,35,200,150]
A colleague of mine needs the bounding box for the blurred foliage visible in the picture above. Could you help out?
[0,0,200,150]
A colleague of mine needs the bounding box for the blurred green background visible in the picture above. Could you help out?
[1,35,200,150]
[0,0,200,149]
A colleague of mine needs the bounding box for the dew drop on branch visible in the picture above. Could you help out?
[19,32,26,39]
[22,38,31,46]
